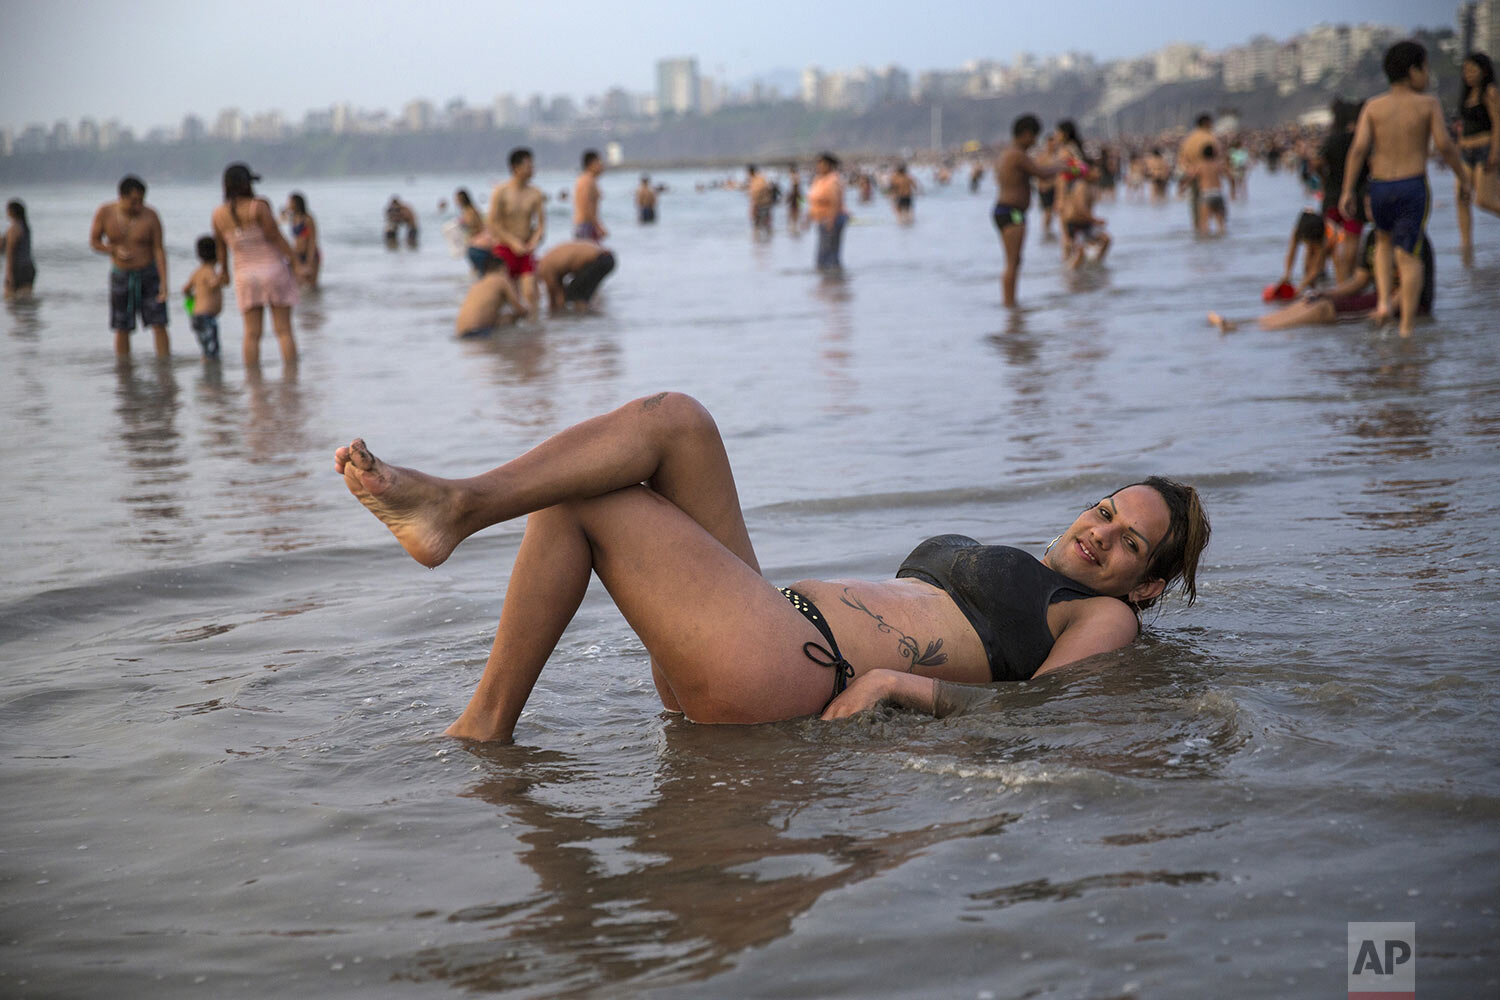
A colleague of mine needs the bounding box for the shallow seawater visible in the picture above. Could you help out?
[2,164,1498,998]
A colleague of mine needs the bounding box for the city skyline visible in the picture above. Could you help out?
[2,0,1454,137]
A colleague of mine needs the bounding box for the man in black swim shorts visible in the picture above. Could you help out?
[89,175,171,356]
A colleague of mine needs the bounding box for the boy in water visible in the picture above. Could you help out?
[1340,40,1468,336]
[992,114,1063,306]
[1057,163,1111,270]
[1192,146,1230,235]
[181,236,226,359]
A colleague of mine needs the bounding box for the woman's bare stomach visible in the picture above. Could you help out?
[788,576,992,685]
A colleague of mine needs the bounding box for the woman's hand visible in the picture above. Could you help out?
[820,670,898,720]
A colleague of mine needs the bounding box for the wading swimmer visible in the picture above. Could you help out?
[573,149,608,242]
[211,163,300,367]
[889,164,917,224]
[635,175,658,224]
[285,192,320,288]
[181,236,226,358]
[1342,40,1468,336]
[90,175,170,356]
[808,152,848,271]
[993,114,1063,306]
[1454,52,1500,265]
[3,199,35,299]
[334,392,1210,743]
[536,240,616,313]
[747,164,774,235]
[488,147,548,316]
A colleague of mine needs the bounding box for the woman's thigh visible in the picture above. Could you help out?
[576,486,837,724]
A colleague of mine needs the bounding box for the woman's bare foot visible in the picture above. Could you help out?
[334,439,466,567]
[1207,311,1237,333]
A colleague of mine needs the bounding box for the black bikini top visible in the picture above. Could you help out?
[896,535,1113,681]
[1462,96,1493,138]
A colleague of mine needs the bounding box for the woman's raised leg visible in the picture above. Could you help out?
[445,486,831,742]
[335,392,759,570]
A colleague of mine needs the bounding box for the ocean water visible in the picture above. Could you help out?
[2,163,1498,999]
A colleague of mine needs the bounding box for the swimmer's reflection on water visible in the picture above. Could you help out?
[334,392,1210,744]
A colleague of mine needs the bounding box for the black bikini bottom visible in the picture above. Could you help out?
[779,587,855,709]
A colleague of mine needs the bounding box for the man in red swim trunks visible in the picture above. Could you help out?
[486,147,547,316]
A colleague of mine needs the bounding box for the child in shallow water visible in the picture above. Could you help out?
[181,236,225,359]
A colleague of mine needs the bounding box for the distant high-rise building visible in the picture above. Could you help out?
[492,94,521,128]
[800,66,824,106]
[403,99,435,132]
[77,118,100,150]
[1471,0,1500,56]
[180,114,205,143]
[656,57,700,115]
[48,120,73,151]
[213,108,246,142]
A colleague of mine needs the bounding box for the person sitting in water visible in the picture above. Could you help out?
[1278,209,1330,294]
[454,269,528,337]
[1209,228,1433,332]
[334,392,1211,743]
[536,240,616,313]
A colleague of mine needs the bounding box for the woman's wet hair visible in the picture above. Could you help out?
[1057,120,1081,146]
[1111,476,1211,611]
[222,163,257,202]
[1330,97,1364,132]
[6,199,26,229]
[288,192,307,214]
[1461,52,1496,110]
[455,188,473,208]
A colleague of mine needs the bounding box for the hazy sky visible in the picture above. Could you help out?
[3,0,1453,134]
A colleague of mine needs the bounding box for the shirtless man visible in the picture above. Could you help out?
[1177,114,1219,233]
[573,149,608,242]
[746,165,773,234]
[992,114,1063,307]
[635,175,658,224]
[89,175,170,356]
[455,270,527,337]
[536,240,616,313]
[1340,40,1468,336]
[889,164,917,223]
[1191,146,1230,236]
[488,147,548,316]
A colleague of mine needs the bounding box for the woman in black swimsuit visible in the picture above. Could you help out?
[335,393,1210,743]
[1455,52,1500,264]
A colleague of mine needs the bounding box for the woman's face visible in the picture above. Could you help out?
[1043,485,1171,603]
[1463,60,1481,87]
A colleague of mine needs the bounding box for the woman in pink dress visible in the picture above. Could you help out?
[211,163,300,366]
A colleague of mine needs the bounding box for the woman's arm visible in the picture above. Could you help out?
[820,669,999,720]
[258,199,298,262]
[1031,599,1138,677]
[1488,85,1500,169]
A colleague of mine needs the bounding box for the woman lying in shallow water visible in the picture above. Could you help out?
[335,392,1211,742]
